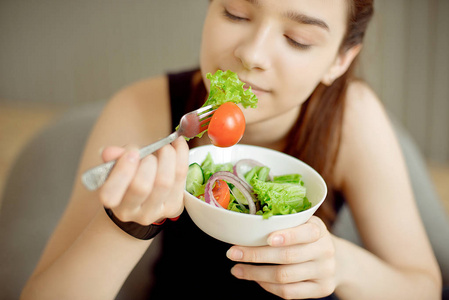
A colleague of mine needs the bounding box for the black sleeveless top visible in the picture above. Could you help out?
[148,70,339,300]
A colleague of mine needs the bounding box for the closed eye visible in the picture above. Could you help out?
[223,8,248,22]
[285,36,311,50]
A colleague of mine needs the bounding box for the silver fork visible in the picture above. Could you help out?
[81,105,215,191]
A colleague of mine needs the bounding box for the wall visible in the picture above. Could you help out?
[0,0,208,104]
[360,0,449,163]
[0,0,448,162]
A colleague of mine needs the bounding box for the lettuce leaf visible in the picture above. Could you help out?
[244,166,270,184]
[272,174,304,184]
[184,69,258,139]
[200,152,233,182]
[189,180,206,198]
[251,178,311,219]
[203,70,258,109]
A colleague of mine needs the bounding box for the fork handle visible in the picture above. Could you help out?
[81,131,179,191]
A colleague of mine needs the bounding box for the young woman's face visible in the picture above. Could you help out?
[200,0,349,124]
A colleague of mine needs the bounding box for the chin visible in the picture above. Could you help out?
[242,108,269,125]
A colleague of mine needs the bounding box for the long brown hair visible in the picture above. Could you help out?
[284,0,374,227]
[188,0,374,228]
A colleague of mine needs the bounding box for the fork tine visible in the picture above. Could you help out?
[200,116,212,128]
[195,105,214,115]
[199,109,215,120]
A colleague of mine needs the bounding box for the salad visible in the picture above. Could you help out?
[186,153,311,219]
[184,70,311,218]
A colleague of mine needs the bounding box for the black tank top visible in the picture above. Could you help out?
[149,70,338,300]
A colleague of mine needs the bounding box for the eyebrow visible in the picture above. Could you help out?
[244,0,261,5]
[284,11,330,32]
[243,0,330,32]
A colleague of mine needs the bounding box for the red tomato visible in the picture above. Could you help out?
[208,102,245,147]
[212,180,231,208]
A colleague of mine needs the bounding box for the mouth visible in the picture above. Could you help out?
[240,79,271,94]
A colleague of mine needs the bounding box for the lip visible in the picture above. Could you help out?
[240,79,271,94]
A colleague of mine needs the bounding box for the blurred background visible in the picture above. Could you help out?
[0,0,448,211]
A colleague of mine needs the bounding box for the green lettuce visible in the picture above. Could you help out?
[203,70,258,109]
[251,178,311,219]
[200,153,233,182]
[189,180,206,198]
[272,174,304,184]
[244,166,270,183]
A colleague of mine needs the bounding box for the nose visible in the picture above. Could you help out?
[234,24,272,71]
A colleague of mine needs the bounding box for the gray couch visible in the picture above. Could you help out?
[1,101,448,299]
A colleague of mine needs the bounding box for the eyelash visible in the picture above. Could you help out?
[223,8,311,51]
[285,36,311,50]
[222,8,247,22]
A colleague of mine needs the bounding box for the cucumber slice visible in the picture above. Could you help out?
[231,187,248,205]
[186,163,204,194]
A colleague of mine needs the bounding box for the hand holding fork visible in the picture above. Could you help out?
[81,105,215,191]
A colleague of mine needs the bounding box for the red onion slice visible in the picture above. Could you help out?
[233,159,273,182]
[204,171,257,214]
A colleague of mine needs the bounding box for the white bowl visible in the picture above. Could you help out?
[184,144,327,246]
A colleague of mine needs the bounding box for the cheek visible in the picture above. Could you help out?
[275,73,318,107]
[276,53,331,99]
[241,60,326,123]
[200,18,238,80]
[199,22,219,79]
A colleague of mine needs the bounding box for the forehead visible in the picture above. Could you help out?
[243,0,349,33]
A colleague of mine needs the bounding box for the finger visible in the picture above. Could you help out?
[227,244,316,265]
[115,154,158,219]
[172,135,189,153]
[258,280,334,300]
[231,261,318,284]
[267,216,327,247]
[172,136,189,181]
[167,137,190,217]
[139,144,177,221]
[117,137,187,215]
[101,146,127,162]
[153,144,177,188]
[99,147,140,207]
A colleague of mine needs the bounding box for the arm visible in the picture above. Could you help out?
[332,81,441,299]
[225,82,442,299]
[21,76,189,299]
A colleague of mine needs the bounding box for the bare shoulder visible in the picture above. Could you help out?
[334,79,416,232]
[333,80,440,272]
[334,79,402,190]
[343,80,386,131]
[99,75,172,143]
[341,79,392,148]
[76,74,173,184]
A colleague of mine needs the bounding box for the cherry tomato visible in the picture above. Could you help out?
[212,180,231,208]
[208,102,245,147]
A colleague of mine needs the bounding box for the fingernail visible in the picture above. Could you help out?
[226,248,243,260]
[231,266,243,278]
[268,234,284,246]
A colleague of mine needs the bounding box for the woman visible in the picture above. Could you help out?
[22,0,442,299]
